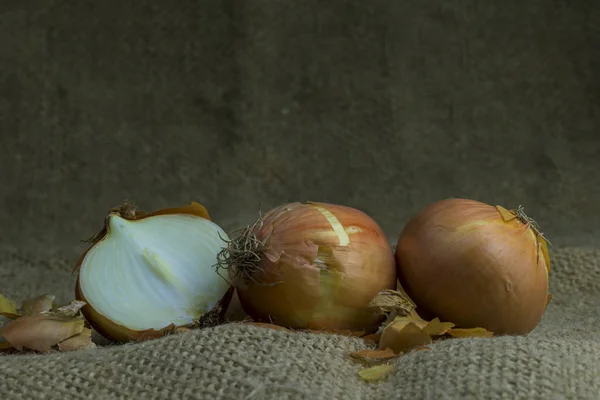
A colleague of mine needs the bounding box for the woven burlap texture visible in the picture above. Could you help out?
[0,246,598,400]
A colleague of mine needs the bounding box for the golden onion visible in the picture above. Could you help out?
[217,201,397,332]
[395,198,551,335]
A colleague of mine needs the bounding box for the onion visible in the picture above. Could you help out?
[216,201,397,332]
[395,198,551,335]
[74,202,233,343]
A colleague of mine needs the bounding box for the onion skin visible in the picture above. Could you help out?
[231,202,397,332]
[73,202,233,343]
[395,198,550,335]
[75,279,233,343]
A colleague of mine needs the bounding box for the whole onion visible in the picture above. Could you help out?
[217,201,397,332]
[395,198,551,335]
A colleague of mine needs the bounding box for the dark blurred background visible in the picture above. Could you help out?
[1,1,599,255]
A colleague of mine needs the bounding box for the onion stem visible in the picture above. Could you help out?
[512,205,552,246]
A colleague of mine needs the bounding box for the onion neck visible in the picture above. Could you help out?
[107,213,132,238]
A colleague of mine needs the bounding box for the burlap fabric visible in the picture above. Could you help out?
[0,246,599,399]
[1,1,599,399]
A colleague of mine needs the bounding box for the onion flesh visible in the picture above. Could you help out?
[75,203,232,342]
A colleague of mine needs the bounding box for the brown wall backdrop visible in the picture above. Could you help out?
[1,1,599,254]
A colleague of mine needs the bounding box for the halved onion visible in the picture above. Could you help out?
[395,198,551,335]
[74,202,233,343]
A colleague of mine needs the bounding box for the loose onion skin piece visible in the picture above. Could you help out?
[222,202,397,332]
[395,198,550,335]
[73,202,233,343]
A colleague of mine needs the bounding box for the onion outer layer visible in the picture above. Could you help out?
[395,198,550,335]
[224,201,397,332]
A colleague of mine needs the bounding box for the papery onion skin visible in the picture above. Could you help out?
[74,202,233,343]
[395,198,550,335]
[228,201,397,332]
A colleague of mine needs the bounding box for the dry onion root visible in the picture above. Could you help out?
[215,201,397,332]
[73,201,233,343]
[395,198,551,335]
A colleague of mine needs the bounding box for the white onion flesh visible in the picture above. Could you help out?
[78,214,230,331]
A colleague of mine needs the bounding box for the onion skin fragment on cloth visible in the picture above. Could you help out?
[0,294,95,353]
[73,201,233,343]
[395,198,551,335]
[216,201,397,332]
